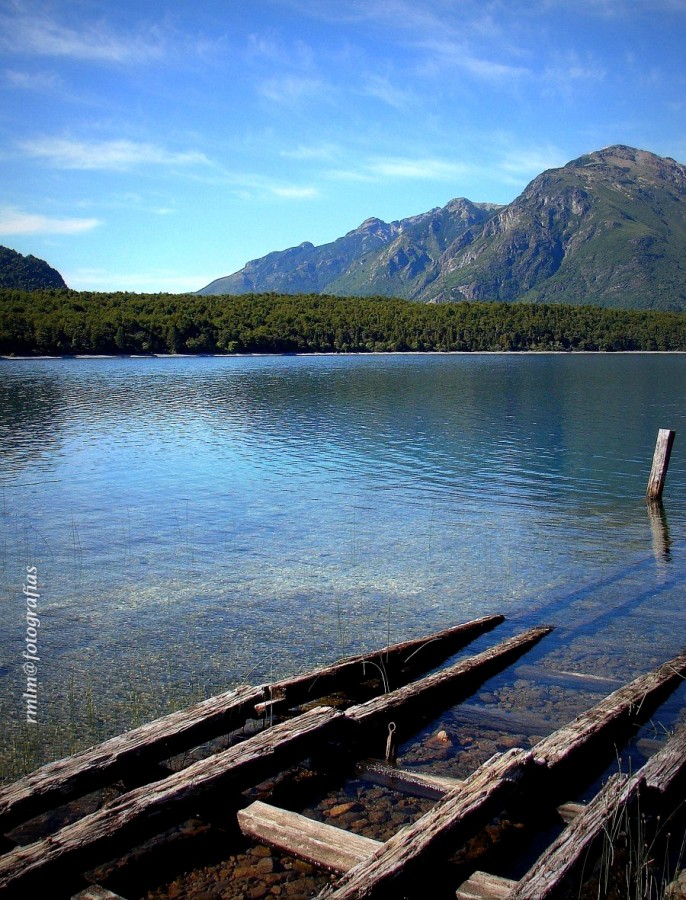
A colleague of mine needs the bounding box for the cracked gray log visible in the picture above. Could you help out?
[0,707,342,897]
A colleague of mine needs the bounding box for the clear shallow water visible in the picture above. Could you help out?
[1,353,686,775]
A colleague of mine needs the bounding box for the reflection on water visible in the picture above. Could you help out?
[0,354,685,776]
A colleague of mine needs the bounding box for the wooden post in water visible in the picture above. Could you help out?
[646,429,675,501]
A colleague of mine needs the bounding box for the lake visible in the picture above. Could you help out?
[1,353,686,778]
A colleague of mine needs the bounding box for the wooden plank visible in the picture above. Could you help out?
[0,707,342,897]
[451,703,555,738]
[317,749,531,900]
[356,760,463,800]
[0,616,501,832]
[346,627,553,727]
[71,887,127,900]
[254,615,504,715]
[512,664,623,692]
[471,728,686,900]
[556,801,585,824]
[0,684,264,832]
[646,429,675,500]
[455,871,517,899]
[238,801,382,874]
[642,726,686,794]
[533,650,686,769]
[508,773,637,899]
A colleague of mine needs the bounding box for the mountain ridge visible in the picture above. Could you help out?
[198,146,686,311]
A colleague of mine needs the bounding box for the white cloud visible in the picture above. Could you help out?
[270,185,319,199]
[259,74,329,104]
[4,68,61,91]
[0,206,101,235]
[325,154,469,183]
[0,5,164,64]
[362,75,414,109]
[280,143,339,161]
[368,156,469,180]
[19,137,211,171]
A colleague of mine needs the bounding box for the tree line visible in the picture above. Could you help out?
[2,289,686,355]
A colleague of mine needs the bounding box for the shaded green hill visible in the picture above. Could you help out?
[0,246,67,290]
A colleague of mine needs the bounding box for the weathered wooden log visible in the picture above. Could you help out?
[533,650,686,770]
[642,725,686,794]
[345,627,553,728]
[455,871,516,899]
[238,801,382,873]
[71,887,127,900]
[253,615,504,715]
[508,773,635,899]
[0,684,264,833]
[317,653,686,899]
[0,707,342,898]
[0,616,501,832]
[462,726,686,900]
[317,749,531,900]
[356,760,463,801]
[646,428,675,500]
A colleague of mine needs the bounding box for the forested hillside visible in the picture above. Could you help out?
[2,290,685,356]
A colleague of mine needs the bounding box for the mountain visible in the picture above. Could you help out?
[0,246,67,290]
[199,199,501,298]
[198,146,686,311]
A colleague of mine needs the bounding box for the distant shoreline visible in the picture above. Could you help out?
[4,350,686,361]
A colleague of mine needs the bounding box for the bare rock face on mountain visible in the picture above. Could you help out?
[198,199,499,299]
[198,146,686,311]
[0,246,67,290]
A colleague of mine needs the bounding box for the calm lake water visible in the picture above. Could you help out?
[1,353,686,777]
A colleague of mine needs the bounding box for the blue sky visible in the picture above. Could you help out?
[1,0,685,292]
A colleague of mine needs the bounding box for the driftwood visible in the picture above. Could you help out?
[508,773,635,899]
[238,801,382,873]
[356,760,463,801]
[0,707,342,897]
[0,616,501,832]
[0,626,543,896]
[460,725,686,899]
[253,614,503,715]
[533,651,686,769]
[317,749,530,899]
[314,651,686,899]
[0,685,264,831]
[346,627,553,727]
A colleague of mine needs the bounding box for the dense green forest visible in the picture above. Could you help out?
[2,289,686,355]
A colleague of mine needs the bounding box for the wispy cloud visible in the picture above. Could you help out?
[492,141,568,183]
[4,68,61,91]
[0,206,100,235]
[362,74,414,109]
[280,143,339,161]
[329,154,469,182]
[19,137,212,171]
[418,38,530,82]
[0,3,165,64]
[270,185,319,199]
[258,74,330,104]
